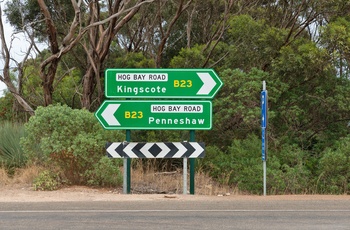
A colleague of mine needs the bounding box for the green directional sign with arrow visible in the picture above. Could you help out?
[95,100,212,130]
[105,68,223,99]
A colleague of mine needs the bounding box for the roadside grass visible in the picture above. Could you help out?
[0,165,43,187]
[0,122,27,174]
[1,165,233,195]
[0,168,10,185]
[131,167,234,195]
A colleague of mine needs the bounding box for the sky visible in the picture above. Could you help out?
[0,81,5,97]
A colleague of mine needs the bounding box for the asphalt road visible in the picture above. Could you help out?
[1,199,350,230]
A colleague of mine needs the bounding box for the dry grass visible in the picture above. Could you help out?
[1,165,233,195]
[0,166,43,187]
[0,168,10,186]
[131,168,235,195]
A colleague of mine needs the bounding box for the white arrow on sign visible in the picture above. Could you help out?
[173,143,187,158]
[101,104,120,126]
[196,72,216,95]
[107,142,205,158]
[106,142,122,158]
[123,143,138,158]
[190,142,205,158]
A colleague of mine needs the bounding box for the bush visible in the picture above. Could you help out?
[225,135,262,194]
[0,122,27,174]
[200,145,232,185]
[202,135,262,194]
[268,144,311,194]
[20,104,124,185]
[33,170,61,191]
[86,157,123,187]
[0,95,15,122]
[316,136,350,194]
[202,135,313,195]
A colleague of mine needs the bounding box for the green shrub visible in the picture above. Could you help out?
[202,135,313,195]
[268,145,311,194]
[316,136,350,194]
[0,94,16,122]
[20,104,124,185]
[86,157,123,187]
[0,122,26,174]
[200,145,233,185]
[202,135,262,194]
[225,135,262,194]
[33,170,61,191]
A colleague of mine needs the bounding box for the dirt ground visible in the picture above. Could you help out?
[1,168,350,202]
[1,184,350,202]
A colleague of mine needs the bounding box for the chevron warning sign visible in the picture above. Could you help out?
[106,142,205,158]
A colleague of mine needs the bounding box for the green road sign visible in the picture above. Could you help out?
[105,68,223,99]
[95,100,212,130]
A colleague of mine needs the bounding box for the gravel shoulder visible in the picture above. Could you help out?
[1,184,350,202]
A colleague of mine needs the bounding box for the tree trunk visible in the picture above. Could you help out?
[81,0,147,109]
[38,0,60,107]
[155,0,191,68]
[81,66,98,109]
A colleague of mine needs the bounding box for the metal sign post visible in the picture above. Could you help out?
[183,157,188,195]
[261,81,268,196]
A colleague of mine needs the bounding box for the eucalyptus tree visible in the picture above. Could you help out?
[3,0,155,110]
[0,3,36,115]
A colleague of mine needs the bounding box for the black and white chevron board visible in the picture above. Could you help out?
[106,142,205,158]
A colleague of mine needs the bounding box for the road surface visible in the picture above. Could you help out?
[1,196,350,229]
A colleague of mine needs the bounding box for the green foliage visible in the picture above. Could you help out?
[223,14,286,71]
[86,157,123,187]
[201,68,268,148]
[21,63,44,107]
[0,94,15,122]
[202,135,312,195]
[20,104,124,185]
[199,145,231,184]
[33,170,61,191]
[0,122,26,174]
[19,56,83,109]
[202,135,262,194]
[3,0,350,195]
[270,38,350,150]
[316,136,350,194]
[52,68,82,109]
[169,44,207,68]
[267,146,311,194]
[5,0,76,41]
[320,17,350,78]
[114,52,155,68]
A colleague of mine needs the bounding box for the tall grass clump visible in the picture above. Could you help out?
[0,122,27,174]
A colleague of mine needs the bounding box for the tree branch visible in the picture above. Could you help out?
[0,5,34,115]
